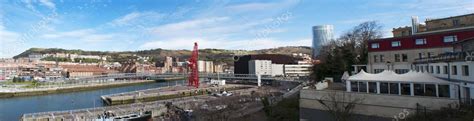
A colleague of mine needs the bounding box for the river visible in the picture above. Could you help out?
[0,80,185,121]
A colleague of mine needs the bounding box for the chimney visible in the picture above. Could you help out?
[411,16,419,35]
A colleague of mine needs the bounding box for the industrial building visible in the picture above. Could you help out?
[248,60,273,76]
[234,54,299,74]
[234,54,312,77]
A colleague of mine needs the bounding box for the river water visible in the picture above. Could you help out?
[0,80,185,121]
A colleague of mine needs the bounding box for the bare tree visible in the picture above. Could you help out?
[316,91,364,121]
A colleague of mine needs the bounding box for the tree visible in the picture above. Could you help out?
[316,91,364,121]
[311,21,383,82]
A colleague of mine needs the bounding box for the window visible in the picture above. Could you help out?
[425,84,436,97]
[439,85,450,98]
[380,55,384,62]
[436,66,440,74]
[371,43,380,49]
[374,69,384,73]
[443,66,448,74]
[368,82,377,93]
[425,66,429,73]
[391,41,401,47]
[358,82,367,93]
[443,35,457,43]
[427,52,433,58]
[394,54,400,62]
[452,65,457,75]
[418,53,423,59]
[430,66,434,73]
[462,65,469,76]
[415,38,427,45]
[401,83,411,95]
[373,55,378,63]
[414,84,424,96]
[351,81,358,92]
[402,54,408,62]
[380,82,389,94]
[395,69,409,74]
[389,83,399,95]
[453,19,460,26]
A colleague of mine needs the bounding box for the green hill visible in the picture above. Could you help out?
[14,46,311,64]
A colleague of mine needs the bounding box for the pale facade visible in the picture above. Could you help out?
[248,60,272,76]
[368,47,452,74]
[284,64,312,77]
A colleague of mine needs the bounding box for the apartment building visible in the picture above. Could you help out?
[367,13,474,74]
[413,38,474,103]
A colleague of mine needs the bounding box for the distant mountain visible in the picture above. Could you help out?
[14,46,311,64]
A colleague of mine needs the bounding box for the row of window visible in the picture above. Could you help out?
[350,81,450,97]
[373,54,408,63]
[373,55,384,63]
[372,69,410,74]
[371,35,458,49]
[416,65,469,76]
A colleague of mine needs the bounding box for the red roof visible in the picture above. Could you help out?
[368,28,474,52]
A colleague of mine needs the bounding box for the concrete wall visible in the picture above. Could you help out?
[300,89,458,120]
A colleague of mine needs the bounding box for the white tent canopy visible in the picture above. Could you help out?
[348,70,452,84]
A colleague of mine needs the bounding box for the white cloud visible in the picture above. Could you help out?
[150,17,231,37]
[140,37,310,50]
[225,0,300,13]
[39,0,56,10]
[0,24,22,58]
[109,11,164,27]
[21,0,56,13]
[41,29,115,43]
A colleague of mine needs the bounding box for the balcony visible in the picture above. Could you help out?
[414,52,467,64]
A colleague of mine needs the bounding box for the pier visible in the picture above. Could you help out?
[21,96,208,121]
[101,84,257,105]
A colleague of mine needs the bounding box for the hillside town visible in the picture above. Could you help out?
[0,52,312,82]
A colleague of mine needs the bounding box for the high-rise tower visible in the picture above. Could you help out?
[312,25,334,59]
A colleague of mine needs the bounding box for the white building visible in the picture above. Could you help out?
[271,64,284,76]
[198,60,214,73]
[248,60,272,76]
[284,64,312,77]
[347,70,457,99]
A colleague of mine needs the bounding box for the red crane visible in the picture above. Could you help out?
[188,42,199,88]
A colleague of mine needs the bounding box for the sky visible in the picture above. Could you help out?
[0,0,473,58]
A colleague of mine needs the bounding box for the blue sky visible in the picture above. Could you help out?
[0,0,473,58]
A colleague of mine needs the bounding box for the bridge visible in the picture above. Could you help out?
[65,72,301,85]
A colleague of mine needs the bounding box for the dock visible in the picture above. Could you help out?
[21,95,208,121]
[101,84,256,105]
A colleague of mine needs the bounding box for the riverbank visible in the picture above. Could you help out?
[0,79,172,98]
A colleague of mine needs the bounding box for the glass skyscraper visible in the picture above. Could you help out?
[312,25,334,59]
